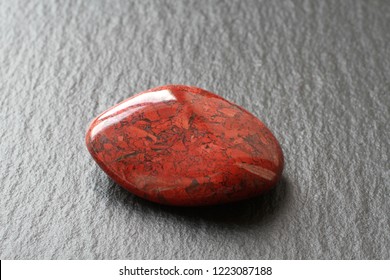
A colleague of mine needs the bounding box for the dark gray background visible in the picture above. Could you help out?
[1,0,389,259]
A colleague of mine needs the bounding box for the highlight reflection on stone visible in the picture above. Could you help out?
[86,85,284,206]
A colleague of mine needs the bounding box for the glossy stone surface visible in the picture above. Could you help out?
[85,85,284,206]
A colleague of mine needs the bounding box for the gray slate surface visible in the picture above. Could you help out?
[1,0,389,259]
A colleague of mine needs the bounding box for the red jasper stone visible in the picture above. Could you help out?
[85,85,284,206]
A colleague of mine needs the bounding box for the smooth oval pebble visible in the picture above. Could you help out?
[85,85,284,206]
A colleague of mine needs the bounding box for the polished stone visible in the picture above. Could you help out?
[86,85,284,206]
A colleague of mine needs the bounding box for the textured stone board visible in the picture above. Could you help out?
[0,0,389,259]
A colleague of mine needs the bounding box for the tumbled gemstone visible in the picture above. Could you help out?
[85,85,284,206]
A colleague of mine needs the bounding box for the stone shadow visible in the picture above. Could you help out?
[96,175,291,227]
